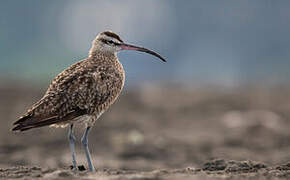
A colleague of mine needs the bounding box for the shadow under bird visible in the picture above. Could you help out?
[12,31,166,172]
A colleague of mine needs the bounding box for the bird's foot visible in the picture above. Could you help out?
[70,165,86,171]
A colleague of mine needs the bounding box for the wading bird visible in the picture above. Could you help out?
[12,31,166,172]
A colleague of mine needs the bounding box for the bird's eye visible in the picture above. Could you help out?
[107,40,114,44]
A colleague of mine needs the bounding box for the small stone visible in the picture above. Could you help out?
[202,159,227,171]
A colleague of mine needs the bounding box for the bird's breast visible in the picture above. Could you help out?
[110,60,125,100]
[88,59,125,116]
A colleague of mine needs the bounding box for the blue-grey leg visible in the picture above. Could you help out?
[81,126,95,172]
[68,124,77,170]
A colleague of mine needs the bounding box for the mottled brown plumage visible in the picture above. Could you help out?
[12,30,166,171]
[13,53,125,131]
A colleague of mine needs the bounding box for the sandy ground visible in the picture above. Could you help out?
[0,84,290,179]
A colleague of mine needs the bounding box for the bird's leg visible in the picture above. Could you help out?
[81,126,95,172]
[68,124,77,170]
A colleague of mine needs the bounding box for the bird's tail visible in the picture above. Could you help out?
[12,109,86,132]
[12,114,60,131]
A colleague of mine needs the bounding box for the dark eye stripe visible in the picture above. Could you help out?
[100,38,107,44]
[100,38,120,46]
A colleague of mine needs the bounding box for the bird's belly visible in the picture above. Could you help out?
[49,113,104,128]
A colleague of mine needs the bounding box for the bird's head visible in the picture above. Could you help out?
[89,31,166,62]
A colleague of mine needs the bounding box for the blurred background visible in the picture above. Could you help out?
[1,0,290,171]
[1,0,290,86]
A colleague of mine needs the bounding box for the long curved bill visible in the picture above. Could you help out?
[121,43,166,62]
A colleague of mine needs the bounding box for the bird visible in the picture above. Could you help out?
[12,31,166,172]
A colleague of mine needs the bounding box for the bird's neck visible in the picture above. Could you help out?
[89,43,117,57]
[88,50,118,63]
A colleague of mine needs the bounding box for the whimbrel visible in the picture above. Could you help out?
[12,31,166,171]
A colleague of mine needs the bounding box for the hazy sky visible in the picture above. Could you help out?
[1,1,290,87]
